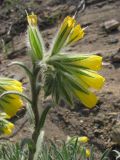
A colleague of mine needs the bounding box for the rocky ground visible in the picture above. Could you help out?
[0,0,120,159]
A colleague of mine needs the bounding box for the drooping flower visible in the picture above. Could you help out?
[46,53,105,108]
[67,136,89,143]
[0,78,23,118]
[0,112,10,119]
[71,55,102,71]
[86,149,91,158]
[0,118,14,135]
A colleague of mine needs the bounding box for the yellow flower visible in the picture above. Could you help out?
[0,119,14,135]
[3,122,14,135]
[27,12,37,26]
[52,16,75,55]
[73,69,105,108]
[78,136,89,143]
[72,55,102,71]
[66,24,84,45]
[62,54,105,108]
[86,149,90,158]
[1,98,23,118]
[72,68,105,108]
[0,112,10,119]
[70,55,105,108]
[76,69,105,90]
[74,89,97,108]
[59,16,75,35]
[0,78,23,118]
[67,136,89,144]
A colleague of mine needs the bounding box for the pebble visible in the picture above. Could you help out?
[103,19,120,32]
[108,38,119,44]
[111,48,120,63]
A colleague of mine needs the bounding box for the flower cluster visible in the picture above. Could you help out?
[0,116,14,135]
[67,136,90,158]
[27,13,105,108]
[0,78,23,135]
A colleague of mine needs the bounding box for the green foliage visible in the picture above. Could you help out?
[0,142,28,160]
[113,150,120,160]
[45,54,89,105]
[38,139,110,160]
[0,13,106,160]
[0,139,110,160]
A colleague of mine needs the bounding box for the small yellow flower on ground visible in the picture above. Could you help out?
[0,78,23,117]
[86,149,90,158]
[78,136,89,143]
[67,136,89,143]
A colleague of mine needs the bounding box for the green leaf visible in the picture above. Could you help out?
[61,71,89,94]
[33,130,45,160]
[47,54,89,64]
[38,106,51,132]
[58,74,73,105]
[51,25,68,55]
[9,61,33,80]
[44,72,54,97]
[26,103,35,127]
[100,149,110,160]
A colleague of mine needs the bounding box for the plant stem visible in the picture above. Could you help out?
[28,64,41,160]
[31,64,40,127]
[28,63,50,160]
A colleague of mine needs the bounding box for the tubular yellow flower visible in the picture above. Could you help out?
[0,78,23,91]
[1,98,23,118]
[0,119,14,135]
[67,136,89,143]
[59,16,75,35]
[72,69,104,107]
[51,16,76,55]
[27,12,37,26]
[0,78,23,117]
[0,112,10,119]
[66,24,84,45]
[78,69,105,90]
[72,55,102,71]
[74,89,97,108]
[78,136,89,143]
[86,149,90,158]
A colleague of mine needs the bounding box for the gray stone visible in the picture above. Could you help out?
[108,38,119,44]
[111,48,120,63]
[103,19,120,32]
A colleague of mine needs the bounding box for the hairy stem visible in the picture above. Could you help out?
[28,64,41,160]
